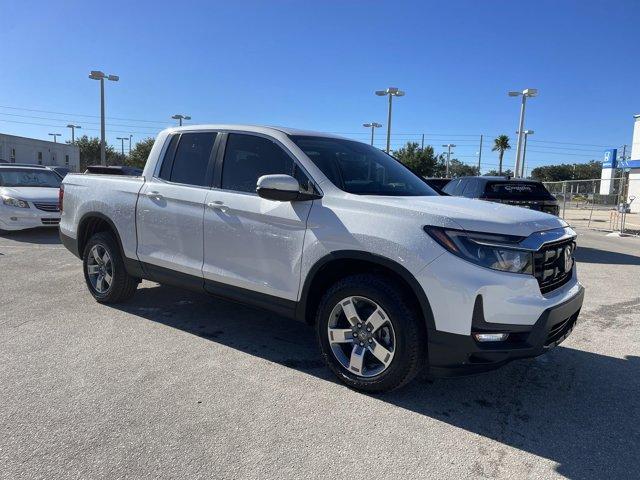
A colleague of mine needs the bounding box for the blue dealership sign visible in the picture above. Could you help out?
[602,149,617,169]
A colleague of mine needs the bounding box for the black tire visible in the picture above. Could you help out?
[82,231,138,303]
[316,274,426,393]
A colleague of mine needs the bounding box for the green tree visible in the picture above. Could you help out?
[531,160,602,182]
[484,169,513,177]
[128,138,155,169]
[392,142,439,177]
[447,159,480,177]
[70,135,117,171]
[491,135,511,175]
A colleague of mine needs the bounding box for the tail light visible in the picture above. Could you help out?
[58,185,64,212]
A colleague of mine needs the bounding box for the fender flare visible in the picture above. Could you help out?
[295,250,436,331]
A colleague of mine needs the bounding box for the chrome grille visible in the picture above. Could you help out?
[41,218,60,225]
[534,239,575,294]
[34,202,60,212]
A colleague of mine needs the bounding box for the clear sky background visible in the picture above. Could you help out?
[0,0,638,173]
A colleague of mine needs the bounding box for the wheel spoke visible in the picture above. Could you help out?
[96,274,105,291]
[369,339,393,366]
[87,264,100,275]
[102,252,111,266]
[365,307,387,333]
[91,246,103,265]
[328,328,354,343]
[103,272,112,286]
[340,297,361,326]
[348,344,366,374]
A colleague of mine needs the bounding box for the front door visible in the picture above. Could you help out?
[202,133,313,301]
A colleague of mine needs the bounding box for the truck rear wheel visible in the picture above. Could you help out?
[82,231,138,303]
[315,274,426,393]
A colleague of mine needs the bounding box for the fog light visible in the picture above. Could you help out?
[473,333,509,342]
[10,217,18,221]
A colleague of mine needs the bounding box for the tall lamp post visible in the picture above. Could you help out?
[89,70,119,165]
[442,144,456,177]
[516,129,534,178]
[116,137,127,156]
[508,88,538,178]
[48,133,61,143]
[172,114,191,126]
[363,122,382,146]
[128,134,133,154]
[375,87,405,153]
[66,124,81,144]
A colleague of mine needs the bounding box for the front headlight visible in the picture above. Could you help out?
[424,226,533,274]
[1,196,30,208]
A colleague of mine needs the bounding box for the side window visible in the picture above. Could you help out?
[462,179,477,197]
[442,179,458,195]
[221,134,296,193]
[160,132,216,186]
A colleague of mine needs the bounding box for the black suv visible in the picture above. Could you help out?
[442,176,560,216]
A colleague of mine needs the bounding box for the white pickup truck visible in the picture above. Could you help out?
[60,125,584,392]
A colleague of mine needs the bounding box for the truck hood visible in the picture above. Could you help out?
[358,195,567,237]
[0,187,60,203]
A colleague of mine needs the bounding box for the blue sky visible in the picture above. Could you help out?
[0,0,638,172]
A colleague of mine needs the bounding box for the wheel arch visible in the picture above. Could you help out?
[296,250,436,331]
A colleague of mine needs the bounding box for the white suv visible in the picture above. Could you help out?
[59,125,584,392]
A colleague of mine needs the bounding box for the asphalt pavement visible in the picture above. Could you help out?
[1,227,639,479]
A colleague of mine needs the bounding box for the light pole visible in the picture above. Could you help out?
[89,70,119,165]
[375,87,405,153]
[48,133,61,143]
[508,88,538,178]
[442,144,456,177]
[516,129,534,178]
[116,137,127,156]
[172,114,191,126]
[363,122,382,146]
[477,134,483,173]
[128,134,133,154]
[66,124,81,144]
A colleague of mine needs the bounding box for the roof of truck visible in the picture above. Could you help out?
[166,124,348,139]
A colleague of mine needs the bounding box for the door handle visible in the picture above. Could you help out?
[207,200,228,211]
[147,191,163,200]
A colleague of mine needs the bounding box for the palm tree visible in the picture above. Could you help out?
[491,135,511,175]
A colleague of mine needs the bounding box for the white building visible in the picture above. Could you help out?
[0,133,80,171]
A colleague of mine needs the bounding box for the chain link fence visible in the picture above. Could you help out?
[543,177,639,235]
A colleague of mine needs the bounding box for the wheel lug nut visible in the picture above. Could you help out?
[367,326,372,332]
[360,342,364,347]
[368,338,373,343]
[353,332,358,337]
[357,323,362,328]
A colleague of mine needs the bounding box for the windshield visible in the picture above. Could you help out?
[290,136,437,196]
[0,169,62,188]
[486,181,553,200]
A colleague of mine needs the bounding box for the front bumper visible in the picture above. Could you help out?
[0,208,60,231]
[426,285,584,376]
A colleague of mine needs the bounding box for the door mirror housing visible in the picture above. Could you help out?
[256,174,321,201]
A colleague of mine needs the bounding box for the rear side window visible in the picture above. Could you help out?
[461,179,478,197]
[159,132,216,186]
[221,134,295,193]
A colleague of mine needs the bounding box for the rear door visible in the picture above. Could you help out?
[136,131,218,280]
[202,132,314,302]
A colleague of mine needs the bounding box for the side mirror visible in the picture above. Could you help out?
[256,174,302,201]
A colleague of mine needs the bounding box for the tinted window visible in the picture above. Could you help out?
[461,178,478,197]
[163,132,216,186]
[443,179,460,195]
[0,168,61,187]
[290,136,437,196]
[159,135,179,180]
[222,134,295,193]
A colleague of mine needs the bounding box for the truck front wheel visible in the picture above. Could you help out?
[316,274,426,393]
[82,231,138,303]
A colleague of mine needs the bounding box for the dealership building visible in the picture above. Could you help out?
[0,133,80,171]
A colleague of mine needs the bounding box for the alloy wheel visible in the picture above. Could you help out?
[86,244,113,294]
[327,296,396,378]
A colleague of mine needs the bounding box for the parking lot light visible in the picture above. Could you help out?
[375,87,405,153]
[89,70,119,165]
[363,122,382,146]
[508,88,538,178]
